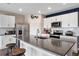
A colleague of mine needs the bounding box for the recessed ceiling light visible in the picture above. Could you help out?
[48,7,52,10]
[19,8,23,12]
[38,10,41,14]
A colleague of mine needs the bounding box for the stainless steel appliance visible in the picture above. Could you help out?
[16,23,30,47]
[50,30,63,39]
[65,31,73,36]
[51,22,61,28]
[50,34,60,39]
[53,30,63,35]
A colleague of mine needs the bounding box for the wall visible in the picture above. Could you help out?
[26,14,44,36]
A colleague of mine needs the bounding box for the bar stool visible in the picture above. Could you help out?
[12,48,26,56]
[6,43,16,55]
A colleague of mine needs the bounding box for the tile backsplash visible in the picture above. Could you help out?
[0,28,15,35]
[51,27,79,36]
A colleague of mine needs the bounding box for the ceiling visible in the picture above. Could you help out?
[0,3,79,15]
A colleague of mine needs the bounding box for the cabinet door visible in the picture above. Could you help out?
[1,36,10,48]
[0,15,15,28]
[62,14,69,27]
[1,36,16,49]
[9,36,16,43]
[7,16,15,27]
[44,17,51,28]
[47,18,51,28]
[0,15,7,27]
[68,12,78,27]
[0,16,2,27]
[20,41,35,56]
[62,12,78,27]
[51,16,56,22]
[51,15,62,22]
[0,36,3,49]
[30,36,37,45]
[43,18,47,28]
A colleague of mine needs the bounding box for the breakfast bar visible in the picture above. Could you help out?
[13,36,75,56]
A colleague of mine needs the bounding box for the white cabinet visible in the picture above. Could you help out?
[44,12,78,28]
[44,15,62,29]
[0,36,3,49]
[62,12,78,27]
[30,36,37,45]
[9,36,16,43]
[51,15,62,22]
[44,17,51,28]
[0,14,15,28]
[20,41,34,56]
[51,12,78,27]
[0,36,8,48]
[0,35,16,49]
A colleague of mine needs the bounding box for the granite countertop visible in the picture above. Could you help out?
[43,39,75,56]
[14,36,75,56]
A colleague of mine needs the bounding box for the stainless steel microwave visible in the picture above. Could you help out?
[51,22,61,27]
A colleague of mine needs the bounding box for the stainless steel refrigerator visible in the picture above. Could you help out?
[15,23,30,47]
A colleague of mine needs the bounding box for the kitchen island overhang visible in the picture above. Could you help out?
[13,36,75,56]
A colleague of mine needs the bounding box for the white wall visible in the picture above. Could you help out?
[26,14,44,36]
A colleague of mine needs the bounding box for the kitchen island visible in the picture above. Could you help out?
[13,36,75,56]
[0,35,16,49]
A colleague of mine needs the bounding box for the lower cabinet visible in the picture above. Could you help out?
[20,40,38,56]
[9,36,16,43]
[0,36,3,49]
[1,35,16,49]
[30,36,37,45]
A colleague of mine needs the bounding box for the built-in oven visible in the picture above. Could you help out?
[51,22,61,28]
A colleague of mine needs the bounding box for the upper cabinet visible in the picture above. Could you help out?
[44,12,78,28]
[51,15,62,22]
[0,14,15,28]
[62,12,78,27]
[44,17,51,28]
[44,15,62,28]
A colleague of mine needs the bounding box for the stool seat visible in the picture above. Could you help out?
[6,43,16,48]
[11,48,26,56]
[6,43,16,55]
